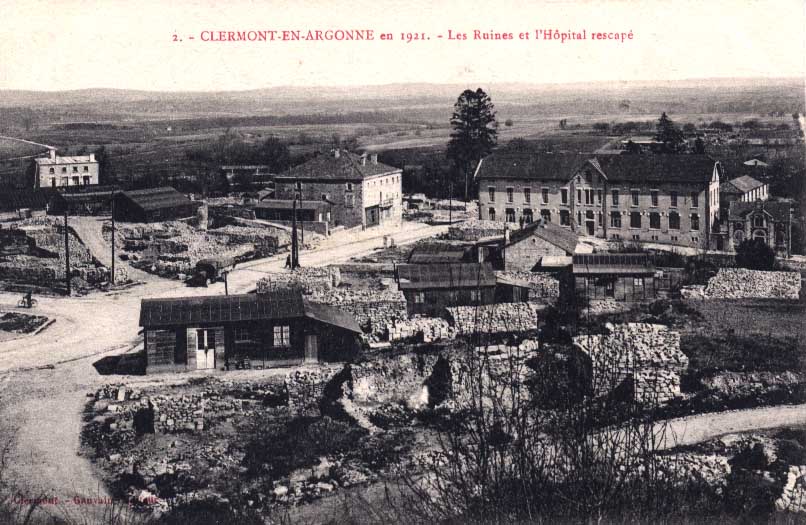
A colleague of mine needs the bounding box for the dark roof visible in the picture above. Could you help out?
[407,243,469,264]
[119,187,196,212]
[303,300,362,333]
[591,154,719,185]
[475,152,719,185]
[279,150,401,182]
[139,290,305,327]
[0,189,51,212]
[729,201,791,222]
[508,219,579,254]
[727,175,765,193]
[254,199,329,211]
[397,263,497,290]
[572,253,655,275]
[719,181,743,195]
[475,152,588,181]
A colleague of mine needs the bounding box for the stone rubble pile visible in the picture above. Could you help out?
[447,302,545,335]
[775,465,806,512]
[256,267,339,295]
[447,219,505,241]
[495,271,561,299]
[704,268,801,299]
[573,323,688,404]
[584,300,632,315]
[386,316,455,342]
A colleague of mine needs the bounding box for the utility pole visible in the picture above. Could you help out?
[223,271,229,295]
[110,191,115,285]
[291,196,299,269]
[64,208,71,296]
[449,179,453,225]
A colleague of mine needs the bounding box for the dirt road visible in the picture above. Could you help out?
[0,220,447,522]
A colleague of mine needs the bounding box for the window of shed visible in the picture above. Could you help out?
[273,325,290,347]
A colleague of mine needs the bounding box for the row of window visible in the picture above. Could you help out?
[232,326,290,347]
[50,176,93,187]
[48,165,90,174]
[413,290,481,303]
[489,207,701,231]
[491,187,700,208]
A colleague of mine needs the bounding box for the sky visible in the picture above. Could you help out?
[1,0,804,92]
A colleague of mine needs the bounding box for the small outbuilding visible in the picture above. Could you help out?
[139,290,362,373]
[407,243,474,265]
[47,186,119,216]
[504,218,581,271]
[573,253,657,302]
[113,187,201,222]
[396,262,497,316]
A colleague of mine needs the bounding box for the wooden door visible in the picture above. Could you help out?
[196,329,216,369]
[304,334,318,363]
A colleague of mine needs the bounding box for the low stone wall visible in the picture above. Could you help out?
[387,317,455,342]
[704,268,801,300]
[284,366,344,416]
[349,354,442,407]
[447,302,545,335]
[308,287,407,342]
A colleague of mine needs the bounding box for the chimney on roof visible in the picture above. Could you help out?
[89,153,96,162]
[49,149,56,161]
[361,153,367,166]
[370,154,378,164]
[333,148,340,159]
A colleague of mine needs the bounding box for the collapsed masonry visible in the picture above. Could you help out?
[704,268,801,300]
[447,219,505,241]
[447,302,545,335]
[573,323,688,404]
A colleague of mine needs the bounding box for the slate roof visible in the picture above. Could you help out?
[572,253,655,275]
[475,152,719,185]
[0,189,51,212]
[729,201,791,222]
[720,181,744,195]
[119,187,196,212]
[726,175,765,194]
[302,300,362,333]
[35,154,97,165]
[139,290,306,327]
[407,243,469,264]
[507,219,579,254]
[254,199,329,211]
[278,150,401,182]
[591,154,719,185]
[397,263,497,290]
[474,152,588,181]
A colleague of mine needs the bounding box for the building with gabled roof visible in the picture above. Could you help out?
[727,200,793,255]
[476,152,722,250]
[503,218,582,271]
[572,253,658,302]
[396,262,498,315]
[139,290,361,373]
[113,187,201,222]
[34,149,99,188]
[269,149,403,229]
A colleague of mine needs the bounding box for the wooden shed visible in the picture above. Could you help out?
[396,262,497,316]
[113,187,201,222]
[139,290,362,374]
[572,253,657,302]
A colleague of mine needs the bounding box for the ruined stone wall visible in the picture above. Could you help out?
[387,317,455,342]
[496,271,561,300]
[573,323,688,404]
[256,267,338,295]
[284,366,344,416]
[704,268,801,299]
[447,302,545,335]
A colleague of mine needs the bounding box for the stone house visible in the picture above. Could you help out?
[727,200,793,256]
[34,149,99,188]
[266,149,403,229]
[475,152,722,250]
[572,253,658,302]
[139,290,361,374]
[572,323,688,404]
[503,217,581,271]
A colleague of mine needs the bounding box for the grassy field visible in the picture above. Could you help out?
[0,137,50,159]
